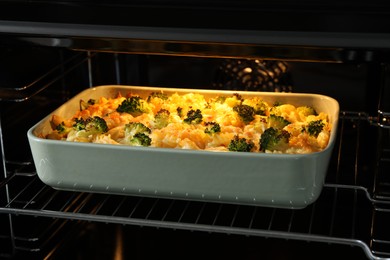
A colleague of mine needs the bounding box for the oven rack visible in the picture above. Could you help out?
[0,51,92,102]
[0,211,86,258]
[0,168,389,260]
[0,113,390,260]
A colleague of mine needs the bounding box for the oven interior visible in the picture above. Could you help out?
[0,24,390,260]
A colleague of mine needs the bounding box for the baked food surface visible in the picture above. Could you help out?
[44,91,332,154]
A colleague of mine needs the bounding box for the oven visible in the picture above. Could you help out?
[0,1,390,259]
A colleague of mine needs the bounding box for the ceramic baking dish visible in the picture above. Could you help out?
[27,85,339,209]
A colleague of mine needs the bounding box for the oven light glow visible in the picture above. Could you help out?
[243,67,252,73]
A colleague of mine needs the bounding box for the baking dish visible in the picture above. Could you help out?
[27,85,339,209]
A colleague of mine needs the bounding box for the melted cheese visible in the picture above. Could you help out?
[45,92,332,154]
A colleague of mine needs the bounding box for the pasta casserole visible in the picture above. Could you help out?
[44,90,332,154]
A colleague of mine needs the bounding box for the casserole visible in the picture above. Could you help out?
[27,85,339,209]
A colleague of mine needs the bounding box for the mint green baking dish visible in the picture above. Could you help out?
[27,85,339,209]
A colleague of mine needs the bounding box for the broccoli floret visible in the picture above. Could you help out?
[267,114,290,130]
[124,122,151,137]
[55,122,72,135]
[259,127,291,152]
[123,122,152,146]
[254,101,269,116]
[71,116,108,137]
[79,99,96,111]
[73,117,108,133]
[84,116,108,133]
[147,92,168,102]
[129,132,152,146]
[183,109,203,124]
[177,107,183,118]
[297,106,318,117]
[204,122,221,134]
[73,118,87,131]
[116,96,149,117]
[233,104,255,124]
[228,135,255,152]
[154,109,170,129]
[302,120,325,137]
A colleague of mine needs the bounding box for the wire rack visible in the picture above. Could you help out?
[0,52,390,260]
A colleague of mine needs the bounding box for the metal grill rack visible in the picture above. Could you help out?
[1,51,390,260]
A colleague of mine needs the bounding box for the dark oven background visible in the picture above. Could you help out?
[1,1,390,259]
